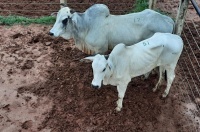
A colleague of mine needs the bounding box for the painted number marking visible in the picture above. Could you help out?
[143,41,149,46]
[134,18,140,23]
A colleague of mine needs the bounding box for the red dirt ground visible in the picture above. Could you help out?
[0,0,200,132]
[1,24,199,132]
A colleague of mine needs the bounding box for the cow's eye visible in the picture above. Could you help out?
[102,68,106,72]
[62,18,68,26]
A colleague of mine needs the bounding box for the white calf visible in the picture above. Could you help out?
[83,33,183,111]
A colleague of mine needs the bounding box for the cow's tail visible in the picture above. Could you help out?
[172,19,176,34]
[165,70,167,81]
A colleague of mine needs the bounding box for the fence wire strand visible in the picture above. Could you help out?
[179,16,200,130]
[0,2,132,5]
[182,30,200,84]
[192,21,200,37]
[0,2,134,15]
[180,62,199,131]
[0,9,127,12]
[174,74,198,131]
[182,24,200,101]
[181,58,200,111]
[185,22,200,52]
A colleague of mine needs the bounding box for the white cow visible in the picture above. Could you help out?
[83,33,183,111]
[49,4,174,54]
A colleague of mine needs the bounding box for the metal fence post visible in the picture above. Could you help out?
[190,0,200,16]
[60,0,67,8]
[175,0,189,35]
[149,0,157,9]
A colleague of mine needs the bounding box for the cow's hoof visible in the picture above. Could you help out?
[152,87,157,92]
[162,92,168,98]
[140,76,146,81]
[115,107,121,111]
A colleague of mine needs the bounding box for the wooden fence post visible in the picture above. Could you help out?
[175,0,189,35]
[149,0,157,9]
[60,0,67,8]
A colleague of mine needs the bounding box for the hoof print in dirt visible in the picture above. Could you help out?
[29,36,41,44]
[1,104,10,112]
[12,33,23,39]
[21,120,33,129]
[66,46,72,51]
[21,60,34,70]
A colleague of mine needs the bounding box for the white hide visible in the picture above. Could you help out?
[50,4,175,54]
[84,33,183,111]
[50,7,73,39]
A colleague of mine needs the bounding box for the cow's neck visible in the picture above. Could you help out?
[71,13,88,39]
[103,67,114,85]
[70,13,92,54]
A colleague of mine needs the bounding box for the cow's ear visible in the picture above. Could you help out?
[70,9,76,14]
[60,3,67,8]
[72,16,78,26]
[107,60,113,70]
[51,12,58,17]
[80,56,94,62]
[104,55,109,60]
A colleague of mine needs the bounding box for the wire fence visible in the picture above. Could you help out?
[178,17,200,131]
[0,1,135,17]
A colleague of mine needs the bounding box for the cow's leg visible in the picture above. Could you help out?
[141,67,159,80]
[153,66,164,92]
[141,71,151,80]
[116,84,128,111]
[162,68,175,98]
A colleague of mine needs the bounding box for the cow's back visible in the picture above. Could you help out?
[143,9,174,33]
[103,9,174,49]
[108,42,163,79]
[132,9,174,40]
[71,5,175,54]
[156,33,183,65]
[109,33,183,78]
[84,4,110,22]
[135,33,183,66]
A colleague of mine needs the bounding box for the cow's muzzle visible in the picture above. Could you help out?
[91,84,99,89]
[49,32,54,36]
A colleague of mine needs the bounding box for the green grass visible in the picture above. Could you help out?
[0,15,56,26]
[131,0,170,16]
[132,0,149,13]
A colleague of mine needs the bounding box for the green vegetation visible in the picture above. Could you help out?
[0,15,56,26]
[131,0,169,16]
[132,0,149,13]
